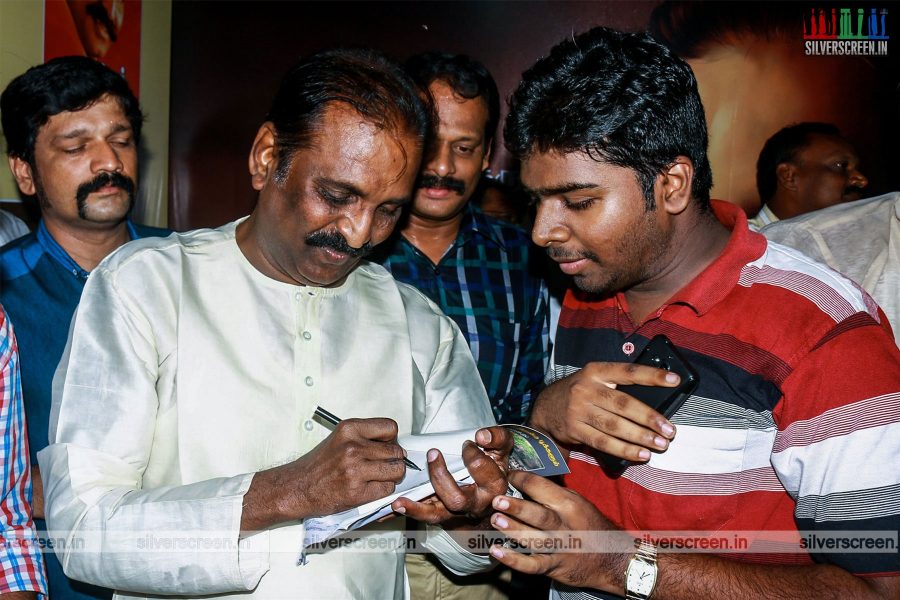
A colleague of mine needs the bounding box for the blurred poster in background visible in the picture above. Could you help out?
[44,0,142,96]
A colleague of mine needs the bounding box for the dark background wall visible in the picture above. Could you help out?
[169,1,898,231]
[168,1,658,230]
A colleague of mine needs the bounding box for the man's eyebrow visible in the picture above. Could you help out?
[526,182,598,197]
[55,128,90,141]
[108,123,132,135]
[451,134,483,143]
[313,177,365,198]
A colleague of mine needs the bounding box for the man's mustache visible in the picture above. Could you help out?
[305,230,372,258]
[75,171,136,218]
[418,174,466,195]
[546,247,599,262]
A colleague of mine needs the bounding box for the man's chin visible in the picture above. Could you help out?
[79,198,133,224]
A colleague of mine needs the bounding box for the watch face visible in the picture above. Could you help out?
[626,559,657,595]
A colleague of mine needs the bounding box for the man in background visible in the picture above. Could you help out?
[374,52,549,427]
[0,56,168,600]
[372,53,549,600]
[750,122,868,228]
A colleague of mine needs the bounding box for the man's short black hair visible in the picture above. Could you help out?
[505,26,712,210]
[1,56,142,165]
[266,48,430,182]
[756,122,842,203]
[404,52,500,150]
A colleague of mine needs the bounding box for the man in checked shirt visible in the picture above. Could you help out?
[374,51,550,428]
[0,305,47,599]
[372,51,550,600]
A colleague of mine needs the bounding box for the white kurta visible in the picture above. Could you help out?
[38,220,495,599]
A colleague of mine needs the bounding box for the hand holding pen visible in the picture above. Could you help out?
[314,406,421,471]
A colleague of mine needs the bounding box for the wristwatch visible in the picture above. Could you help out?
[624,539,658,599]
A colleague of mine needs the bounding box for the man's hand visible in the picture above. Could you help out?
[241,418,406,533]
[392,426,512,524]
[487,470,630,593]
[529,362,679,462]
[491,472,900,600]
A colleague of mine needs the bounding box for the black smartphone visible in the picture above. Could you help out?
[598,334,700,475]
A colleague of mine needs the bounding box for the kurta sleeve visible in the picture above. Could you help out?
[38,266,269,595]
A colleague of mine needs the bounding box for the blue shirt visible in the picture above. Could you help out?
[373,205,549,423]
[0,219,169,600]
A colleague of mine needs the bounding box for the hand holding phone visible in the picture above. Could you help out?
[599,335,699,475]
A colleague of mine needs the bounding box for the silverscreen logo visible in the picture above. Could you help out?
[804,7,889,55]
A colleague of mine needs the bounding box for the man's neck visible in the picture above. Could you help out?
[400,210,466,265]
[764,195,801,220]
[43,218,131,272]
[623,210,731,324]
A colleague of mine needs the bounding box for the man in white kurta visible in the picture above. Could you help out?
[38,49,500,599]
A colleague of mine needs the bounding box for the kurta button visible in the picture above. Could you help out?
[303,419,314,431]
[294,292,302,300]
[305,376,314,386]
[622,342,635,355]
[302,331,312,340]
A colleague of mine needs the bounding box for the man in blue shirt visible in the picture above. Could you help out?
[373,52,549,428]
[0,56,168,600]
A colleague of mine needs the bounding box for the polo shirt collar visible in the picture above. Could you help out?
[37,218,142,280]
[631,200,767,317]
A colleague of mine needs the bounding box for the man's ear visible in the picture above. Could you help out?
[248,122,278,191]
[776,162,798,191]
[657,156,693,215]
[9,156,36,196]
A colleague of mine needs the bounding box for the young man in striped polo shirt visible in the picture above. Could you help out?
[485,26,899,600]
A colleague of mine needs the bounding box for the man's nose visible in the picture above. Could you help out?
[91,142,124,174]
[336,209,373,250]
[849,168,868,189]
[531,203,567,248]
[427,143,454,178]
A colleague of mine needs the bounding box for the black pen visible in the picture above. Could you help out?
[313,406,422,471]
